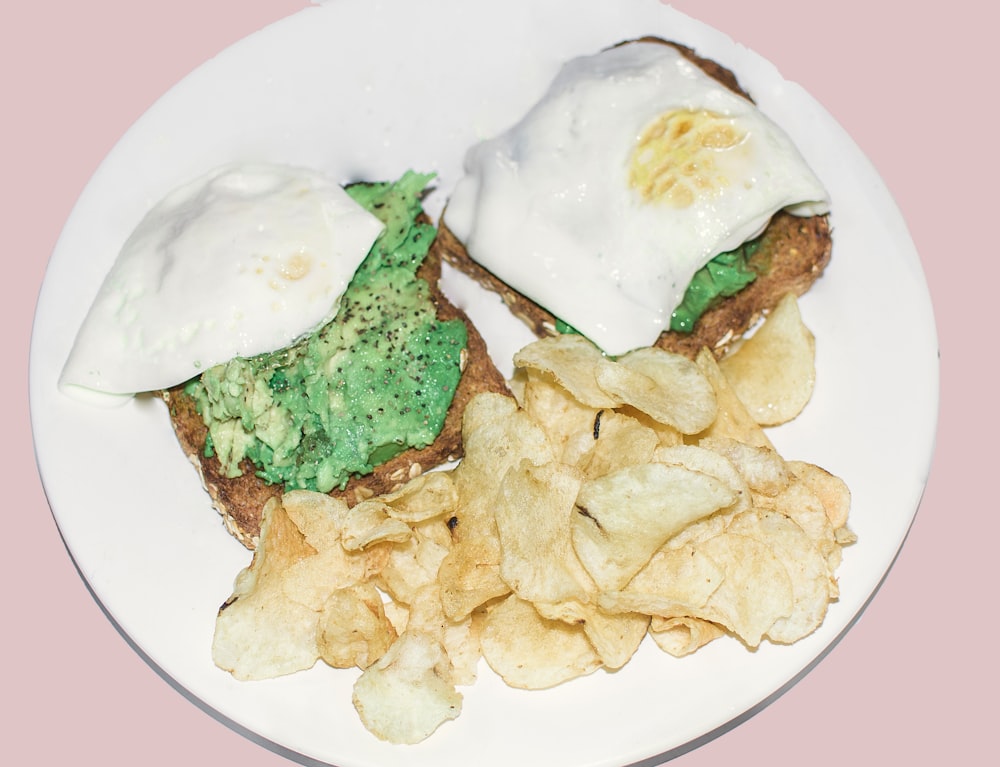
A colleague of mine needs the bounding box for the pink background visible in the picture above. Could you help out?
[5,1,990,765]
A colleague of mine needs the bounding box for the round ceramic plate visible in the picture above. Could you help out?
[29,1,939,765]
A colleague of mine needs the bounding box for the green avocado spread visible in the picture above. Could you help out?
[185,171,468,494]
[668,236,763,333]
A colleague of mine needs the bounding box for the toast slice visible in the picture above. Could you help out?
[437,38,832,360]
[162,230,510,549]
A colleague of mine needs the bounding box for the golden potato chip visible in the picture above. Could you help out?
[575,409,659,479]
[718,292,816,426]
[602,543,724,617]
[521,367,602,456]
[439,393,556,620]
[836,526,858,546]
[611,346,719,433]
[648,616,725,657]
[212,498,321,680]
[494,459,594,609]
[382,597,410,635]
[316,583,397,670]
[693,347,773,448]
[786,460,852,530]
[380,470,459,524]
[695,532,794,647]
[339,498,413,551]
[727,509,833,644]
[280,489,350,551]
[763,477,842,573]
[618,404,685,449]
[451,395,556,518]
[572,462,736,591]
[442,608,486,687]
[653,443,752,517]
[481,595,602,690]
[699,436,791,497]
[596,360,716,436]
[578,607,649,670]
[437,537,510,622]
[399,580,485,687]
[352,630,462,744]
[513,334,621,408]
[281,542,382,612]
[376,525,451,606]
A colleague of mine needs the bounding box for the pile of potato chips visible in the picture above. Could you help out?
[211,293,854,744]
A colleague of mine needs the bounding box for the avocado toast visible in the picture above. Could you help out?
[437,38,832,359]
[163,173,509,548]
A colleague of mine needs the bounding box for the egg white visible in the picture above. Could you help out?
[444,42,829,355]
[60,164,385,400]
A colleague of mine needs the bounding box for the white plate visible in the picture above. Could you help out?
[29,1,939,765]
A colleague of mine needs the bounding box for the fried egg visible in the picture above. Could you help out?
[60,164,385,402]
[444,41,830,355]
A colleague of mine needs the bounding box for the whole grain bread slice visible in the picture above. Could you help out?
[162,232,510,549]
[437,38,832,360]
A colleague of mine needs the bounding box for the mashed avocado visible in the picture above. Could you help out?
[668,236,763,333]
[186,171,467,493]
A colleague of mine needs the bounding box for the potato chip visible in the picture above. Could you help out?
[653,443,752,517]
[718,292,816,426]
[578,607,649,670]
[513,334,621,408]
[439,394,556,620]
[507,366,528,406]
[572,462,736,591]
[596,359,716,435]
[693,347,773,448]
[480,595,602,689]
[699,436,791,497]
[575,409,659,479]
[618,404,685,449]
[648,616,726,657]
[611,346,719,433]
[402,580,485,687]
[451,395,556,516]
[280,489,350,551]
[442,608,486,687]
[438,537,510,622]
[727,509,833,644]
[316,583,397,669]
[762,476,842,574]
[695,532,794,647]
[339,498,413,551]
[352,630,462,744]
[382,597,410,636]
[603,543,724,616]
[521,367,602,457]
[380,470,459,524]
[786,460,852,530]
[494,459,594,609]
[212,498,321,680]
[376,524,451,606]
[280,537,384,612]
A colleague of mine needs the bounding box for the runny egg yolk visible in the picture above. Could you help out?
[629,109,746,208]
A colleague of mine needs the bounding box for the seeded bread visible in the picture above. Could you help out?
[437,38,832,360]
[162,232,510,549]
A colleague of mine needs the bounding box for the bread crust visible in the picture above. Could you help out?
[162,233,510,549]
[437,38,832,360]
